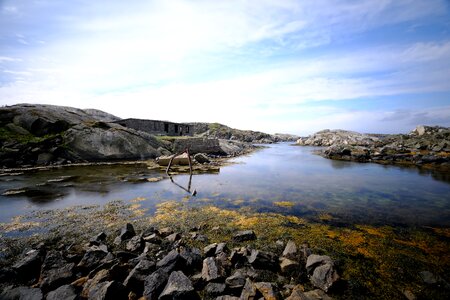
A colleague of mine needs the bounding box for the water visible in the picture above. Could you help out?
[1,143,450,227]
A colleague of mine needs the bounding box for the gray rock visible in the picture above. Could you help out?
[124,259,156,290]
[114,223,135,245]
[310,262,339,292]
[0,286,43,300]
[159,271,196,300]
[233,230,256,242]
[143,233,162,244]
[166,232,181,243]
[46,285,77,300]
[126,236,144,252]
[90,232,107,246]
[240,278,258,300]
[39,251,74,292]
[36,153,54,165]
[419,270,438,285]
[81,269,111,298]
[305,255,333,273]
[179,247,202,272]
[204,243,218,257]
[205,282,226,296]
[280,257,300,275]
[248,249,278,270]
[215,296,239,300]
[225,270,246,288]
[156,249,185,273]
[202,257,224,282]
[254,282,280,300]
[282,240,298,259]
[143,269,169,300]
[88,280,127,300]
[215,242,228,255]
[77,249,108,270]
[12,249,44,283]
[194,153,210,164]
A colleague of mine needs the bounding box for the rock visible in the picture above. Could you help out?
[143,233,162,244]
[306,255,339,292]
[126,236,144,252]
[240,278,258,300]
[12,248,44,283]
[81,269,111,298]
[156,153,190,166]
[114,223,136,244]
[143,269,169,300]
[64,122,163,162]
[39,250,74,292]
[90,232,107,246]
[248,249,278,270]
[280,257,300,276]
[0,286,43,300]
[88,280,127,300]
[36,153,54,165]
[202,257,224,282]
[159,271,197,300]
[156,249,186,273]
[179,247,203,272]
[254,282,279,300]
[46,284,77,300]
[282,240,298,259]
[419,270,438,285]
[159,227,174,237]
[233,230,257,242]
[124,259,156,291]
[204,243,218,257]
[225,270,246,289]
[403,289,416,300]
[77,249,108,270]
[166,232,181,243]
[194,153,210,164]
[215,242,228,255]
[215,296,239,300]
[303,289,333,300]
[205,282,227,297]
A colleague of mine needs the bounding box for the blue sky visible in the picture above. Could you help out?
[1,0,450,135]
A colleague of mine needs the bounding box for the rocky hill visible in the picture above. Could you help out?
[189,122,298,143]
[312,126,450,170]
[0,104,166,167]
[296,129,379,147]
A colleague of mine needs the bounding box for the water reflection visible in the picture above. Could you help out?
[1,144,450,227]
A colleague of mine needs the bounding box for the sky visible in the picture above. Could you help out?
[1,0,450,135]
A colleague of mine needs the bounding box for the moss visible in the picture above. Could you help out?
[0,126,61,145]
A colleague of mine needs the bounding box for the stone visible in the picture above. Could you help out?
[240,278,258,300]
[303,289,333,300]
[179,247,203,272]
[254,282,279,300]
[81,269,111,298]
[215,296,239,300]
[204,243,218,257]
[202,257,224,282]
[215,242,228,255]
[419,270,438,285]
[280,257,300,275]
[156,153,191,166]
[166,232,181,243]
[0,286,43,300]
[225,270,246,289]
[305,255,333,273]
[143,269,169,300]
[156,249,186,273]
[124,259,156,291]
[36,153,54,165]
[159,271,197,299]
[143,233,162,244]
[88,280,127,300]
[310,262,339,292]
[12,248,44,283]
[248,249,278,270]
[39,251,74,292]
[282,240,298,259]
[77,249,108,270]
[194,153,210,164]
[114,223,136,244]
[159,227,174,237]
[233,230,257,242]
[205,282,227,296]
[46,285,77,300]
[126,236,144,253]
[90,232,107,246]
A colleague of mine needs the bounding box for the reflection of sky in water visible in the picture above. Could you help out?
[1,144,450,227]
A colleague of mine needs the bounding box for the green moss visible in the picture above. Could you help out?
[0,126,61,145]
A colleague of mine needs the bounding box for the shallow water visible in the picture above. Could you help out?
[1,143,450,227]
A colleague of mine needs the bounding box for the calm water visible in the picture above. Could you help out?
[1,143,450,227]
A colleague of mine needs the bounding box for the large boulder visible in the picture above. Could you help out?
[63,122,163,161]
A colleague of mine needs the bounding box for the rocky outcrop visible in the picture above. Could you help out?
[296,129,379,147]
[320,126,450,169]
[0,226,339,300]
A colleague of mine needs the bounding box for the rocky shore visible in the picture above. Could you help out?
[1,104,287,169]
[0,222,339,300]
[297,126,450,170]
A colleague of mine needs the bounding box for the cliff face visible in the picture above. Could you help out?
[0,104,164,167]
